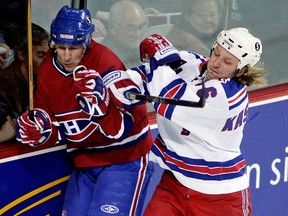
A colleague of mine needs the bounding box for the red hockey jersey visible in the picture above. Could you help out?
[34,40,153,167]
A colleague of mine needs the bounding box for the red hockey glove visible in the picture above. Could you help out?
[139,34,181,71]
[16,108,52,146]
[73,66,109,117]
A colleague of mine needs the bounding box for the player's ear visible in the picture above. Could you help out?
[82,43,87,55]
[236,66,248,77]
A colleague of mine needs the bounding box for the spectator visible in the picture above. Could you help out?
[0,97,16,143]
[0,45,14,69]
[166,0,225,56]
[101,0,148,69]
[89,0,160,39]
[0,0,27,49]
[0,23,49,143]
[0,116,16,143]
[0,0,27,69]
[121,30,266,215]
[16,6,154,215]
[91,0,160,22]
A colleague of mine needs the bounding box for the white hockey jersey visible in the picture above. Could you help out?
[124,50,250,194]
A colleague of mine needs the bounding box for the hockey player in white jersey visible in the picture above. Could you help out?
[115,29,266,215]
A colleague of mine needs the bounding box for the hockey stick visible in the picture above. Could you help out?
[125,81,206,108]
[27,0,34,120]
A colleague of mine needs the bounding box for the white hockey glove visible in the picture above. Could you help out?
[73,66,109,117]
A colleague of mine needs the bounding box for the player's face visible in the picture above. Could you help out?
[206,44,240,80]
[55,44,85,72]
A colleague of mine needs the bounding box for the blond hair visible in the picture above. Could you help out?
[236,64,267,87]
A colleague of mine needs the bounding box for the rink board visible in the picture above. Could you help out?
[0,86,288,215]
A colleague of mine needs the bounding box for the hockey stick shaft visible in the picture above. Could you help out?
[125,79,206,108]
[27,0,34,120]
[125,92,205,107]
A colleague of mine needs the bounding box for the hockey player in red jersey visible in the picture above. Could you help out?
[117,30,266,215]
[16,6,154,216]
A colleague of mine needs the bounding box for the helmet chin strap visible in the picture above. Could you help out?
[233,68,241,79]
[235,59,245,76]
[83,44,87,54]
[209,48,214,57]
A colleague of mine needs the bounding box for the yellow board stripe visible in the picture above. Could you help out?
[14,190,61,216]
[0,175,70,214]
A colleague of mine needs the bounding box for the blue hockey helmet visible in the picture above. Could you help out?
[50,6,95,49]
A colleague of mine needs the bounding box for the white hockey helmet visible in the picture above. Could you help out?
[213,27,262,70]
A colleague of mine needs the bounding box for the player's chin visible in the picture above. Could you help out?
[206,71,219,80]
[63,64,76,73]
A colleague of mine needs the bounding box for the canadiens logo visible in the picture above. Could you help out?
[100,204,119,214]
[55,109,99,142]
